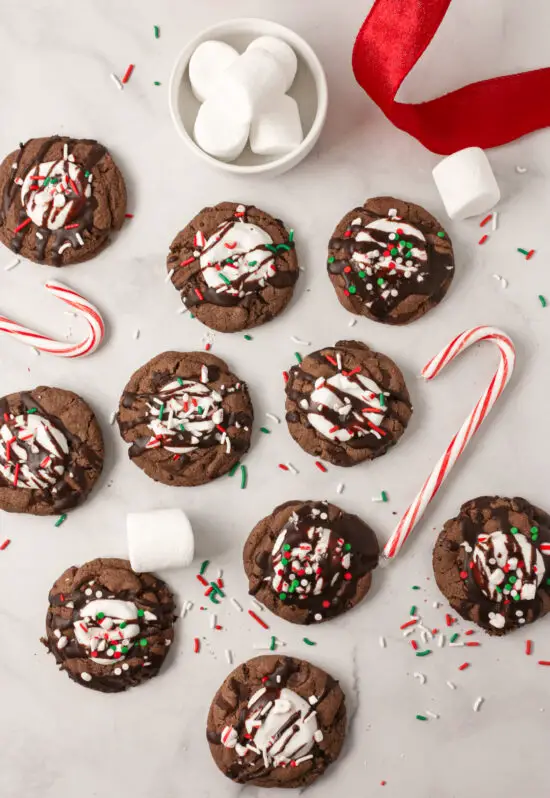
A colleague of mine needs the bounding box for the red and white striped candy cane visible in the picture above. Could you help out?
[0,280,105,358]
[384,326,516,559]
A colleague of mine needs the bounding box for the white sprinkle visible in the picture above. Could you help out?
[438,634,445,648]
[449,641,464,647]
[379,636,386,648]
[76,233,84,246]
[114,667,122,675]
[177,306,189,315]
[53,629,61,638]
[57,635,68,650]
[413,672,426,685]
[63,143,68,160]
[201,365,209,384]
[230,598,243,612]
[432,601,441,609]
[36,232,44,240]
[425,710,439,720]
[4,257,19,271]
[371,496,384,503]
[133,329,140,340]
[186,600,194,612]
[210,614,217,629]
[446,681,456,690]
[217,568,223,579]
[251,599,264,612]
[165,268,175,283]
[265,413,281,424]
[225,649,233,664]
[32,348,40,356]
[515,165,528,174]
[473,696,484,712]
[57,242,71,254]
[348,318,357,327]
[388,208,398,217]
[402,627,415,638]
[252,643,271,650]
[109,411,116,425]
[420,630,430,645]
[336,482,344,495]
[294,754,314,765]
[286,462,299,475]
[111,73,124,90]
[491,211,498,232]
[418,624,433,640]
[80,672,92,682]
[500,277,508,289]
[291,336,310,346]
[164,639,171,646]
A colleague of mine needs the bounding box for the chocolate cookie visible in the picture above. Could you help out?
[207,655,346,788]
[0,135,126,266]
[327,196,454,324]
[167,201,299,332]
[243,500,379,624]
[0,386,103,515]
[42,558,176,693]
[285,340,412,467]
[433,496,550,635]
[117,350,253,486]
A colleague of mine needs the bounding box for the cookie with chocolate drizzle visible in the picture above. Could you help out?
[117,350,253,486]
[207,655,346,788]
[167,202,299,332]
[327,196,454,324]
[244,500,379,624]
[0,386,104,515]
[0,136,126,266]
[285,340,412,467]
[433,496,550,635]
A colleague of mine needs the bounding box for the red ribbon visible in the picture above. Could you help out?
[353,0,550,154]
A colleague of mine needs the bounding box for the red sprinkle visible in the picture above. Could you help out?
[445,614,454,627]
[13,217,31,234]
[324,354,338,367]
[217,578,224,588]
[410,640,418,650]
[122,63,135,84]
[124,213,134,219]
[526,249,536,260]
[13,462,20,487]
[193,638,200,654]
[204,342,211,351]
[400,618,417,630]
[0,539,11,551]
[367,420,387,436]
[345,366,361,377]
[465,629,475,636]
[465,641,480,647]
[458,662,470,671]
[64,223,79,230]
[538,660,550,666]
[224,241,237,249]
[214,625,223,631]
[278,464,289,471]
[478,234,489,245]
[194,288,204,301]
[526,640,533,656]
[315,461,327,473]
[196,574,209,587]
[204,586,213,596]
[248,610,269,630]
[459,570,468,580]
[283,371,289,383]
[479,214,493,227]
[180,256,195,267]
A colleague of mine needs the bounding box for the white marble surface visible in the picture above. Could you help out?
[1,1,550,796]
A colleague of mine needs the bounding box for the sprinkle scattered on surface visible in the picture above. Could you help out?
[154,25,160,38]
[303,638,316,646]
[4,257,19,271]
[109,411,116,425]
[225,649,232,664]
[110,73,123,90]
[265,412,280,424]
[259,427,271,434]
[240,464,247,489]
[54,514,67,528]
[413,672,426,685]
[538,295,547,308]
[473,696,484,712]
[122,63,135,84]
[0,539,11,551]
[446,681,456,690]
[379,636,386,648]
[515,165,528,174]
[336,482,344,494]
[291,336,310,346]
[133,329,140,340]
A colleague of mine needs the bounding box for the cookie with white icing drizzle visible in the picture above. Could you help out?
[117,350,253,486]
[0,386,103,515]
[327,196,454,324]
[285,340,412,467]
[0,136,126,266]
[244,500,379,624]
[167,201,299,332]
[42,558,176,693]
[433,496,550,635]
[207,655,346,788]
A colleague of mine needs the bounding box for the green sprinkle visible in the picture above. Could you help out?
[406,242,413,249]
[531,526,539,534]
[240,464,247,489]
[390,248,398,256]
[379,394,385,407]
[279,592,287,600]
[200,560,209,576]
[303,638,316,646]
[220,273,231,285]
[27,407,38,414]
[154,25,160,38]
[119,621,127,629]
[518,248,529,255]
[437,231,445,238]
[210,582,224,597]
[54,514,67,527]
[411,585,420,590]
[270,636,276,651]
[260,427,271,434]
[277,243,291,252]
[327,256,335,264]
[179,423,185,433]
[344,543,352,551]
[228,461,240,477]
[416,714,428,721]
[84,171,90,178]
[225,258,234,265]
[244,334,253,340]
[289,579,299,593]
[154,81,161,86]
[495,585,503,593]
[288,229,294,243]
[348,285,357,294]
[137,609,145,617]
[121,646,129,654]
[450,633,459,643]
[295,352,302,363]
[96,612,105,620]
[410,605,417,616]
[509,575,517,584]
[281,558,289,566]
[358,270,366,278]
[546,578,550,586]
[510,527,519,535]
[210,593,220,604]
[177,377,184,386]
[381,491,388,503]
[539,295,547,308]
[247,261,257,267]
[377,277,385,286]
[158,403,165,420]
[513,594,520,601]
[282,544,291,551]
[266,244,278,253]
[415,650,432,657]
[139,638,148,647]
[110,644,117,650]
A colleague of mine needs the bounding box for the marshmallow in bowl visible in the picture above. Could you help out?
[188,40,240,102]
[250,94,303,156]
[194,99,249,161]
[247,35,298,93]
[214,47,288,124]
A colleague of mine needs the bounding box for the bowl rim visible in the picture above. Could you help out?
[168,17,328,175]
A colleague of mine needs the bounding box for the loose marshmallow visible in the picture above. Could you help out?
[188,40,239,102]
[194,99,249,161]
[214,48,287,124]
[247,36,298,93]
[127,509,194,573]
[432,147,500,220]
[250,94,303,157]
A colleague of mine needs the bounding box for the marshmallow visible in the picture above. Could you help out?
[188,40,239,102]
[432,147,500,220]
[194,99,249,161]
[214,48,288,124]
[127,509,194,573]
[247,36,298,93]
[250,94,303,156]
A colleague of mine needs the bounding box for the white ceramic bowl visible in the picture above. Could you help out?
[169,18,328,176]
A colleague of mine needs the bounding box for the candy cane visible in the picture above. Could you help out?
[0,280,104,358]
[384,326,516,559]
